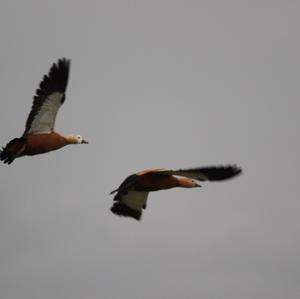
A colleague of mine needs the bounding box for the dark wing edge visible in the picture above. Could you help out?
[110,173,139,195]
[110,190,148,221]
[23,58,71,135]
[110,174,147,221]
[156,165,242,181]
[110,174,141,220]
[111,202,142,221]
[193,165,242,181]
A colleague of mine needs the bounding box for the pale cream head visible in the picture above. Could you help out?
[177,177,201,188]
[66,134,89,144]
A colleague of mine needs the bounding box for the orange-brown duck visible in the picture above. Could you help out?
[110,165,242,220]
[0,58,88,164]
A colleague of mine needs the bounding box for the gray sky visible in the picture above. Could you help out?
[0,1,299,298]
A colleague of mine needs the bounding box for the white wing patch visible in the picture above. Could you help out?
[27,92,64,134]
[156,169,208,181]
[122,191,149,211]
[172,171,208,181]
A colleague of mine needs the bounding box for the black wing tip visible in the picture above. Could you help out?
[232,165,242,176]
[58,57,71,63]
[205,165,242,181]
[190,164,242,181]
[51,57,71,73]
[56,57,71,71]
[110,202,142,221]
[39,57,71,94]
[225,164,242,176]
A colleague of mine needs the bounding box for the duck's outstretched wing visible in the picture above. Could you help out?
[156,165,242,181]
[111,190,149,221]
[23,58,70,135]
[110,173,150,221]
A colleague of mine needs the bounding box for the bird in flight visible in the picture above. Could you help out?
[110,165,242,221]
[0,58,88,164]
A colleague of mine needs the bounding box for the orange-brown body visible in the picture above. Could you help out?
[135,174,179,191]
[24,132,68,155]
[134,170,198,191]
[1,131,86,164]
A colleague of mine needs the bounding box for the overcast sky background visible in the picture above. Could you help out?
[0,1,299,298]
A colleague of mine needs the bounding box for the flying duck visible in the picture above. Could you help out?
[110,165,242,220]
[0,58,88,164]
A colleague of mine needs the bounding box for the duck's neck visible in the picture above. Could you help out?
[64,135,78,144]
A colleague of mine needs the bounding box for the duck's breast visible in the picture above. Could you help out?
[136,174,179,191]
[25,132,67,155]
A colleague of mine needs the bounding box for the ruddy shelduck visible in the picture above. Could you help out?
[110,165,242,220]
[0,58,88,164]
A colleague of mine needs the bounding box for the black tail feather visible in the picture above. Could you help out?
[0,137,26,165]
